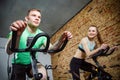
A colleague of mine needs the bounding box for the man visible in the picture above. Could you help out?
[5,8,72,80]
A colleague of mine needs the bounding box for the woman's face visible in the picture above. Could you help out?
[87,26,98,39]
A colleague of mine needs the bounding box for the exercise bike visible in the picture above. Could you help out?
[87,45,119,80]
[8,31,68,80]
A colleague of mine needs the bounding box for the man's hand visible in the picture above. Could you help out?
[61,31,72,41]
[10,20,27,36]
[50,31,72,52]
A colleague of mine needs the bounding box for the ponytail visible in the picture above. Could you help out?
[97,32,103,44]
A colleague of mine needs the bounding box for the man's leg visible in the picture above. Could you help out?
[12,64,26,80]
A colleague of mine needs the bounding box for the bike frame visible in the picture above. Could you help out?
[88,46,117,80]
[9,31,68,80]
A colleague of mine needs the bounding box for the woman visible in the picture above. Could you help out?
[70,25,108,80]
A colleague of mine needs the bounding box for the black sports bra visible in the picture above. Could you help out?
[78,46,85,53]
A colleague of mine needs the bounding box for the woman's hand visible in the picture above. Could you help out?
[100,44,108,50]
[110,45,119,51]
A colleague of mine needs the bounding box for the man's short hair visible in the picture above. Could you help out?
[27,8,41,16]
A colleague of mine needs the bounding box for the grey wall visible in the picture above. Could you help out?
[0,0,91,38]
[0,37,53,80]
[0,38,8,80]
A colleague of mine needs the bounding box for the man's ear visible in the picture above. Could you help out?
[25,16,28,21]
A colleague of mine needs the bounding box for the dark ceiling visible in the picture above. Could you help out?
[0,0,91,38]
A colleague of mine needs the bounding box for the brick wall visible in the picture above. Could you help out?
[50,0,120,80]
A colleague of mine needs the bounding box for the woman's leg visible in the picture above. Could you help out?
[70,57,81,80]
[80,61,97,77]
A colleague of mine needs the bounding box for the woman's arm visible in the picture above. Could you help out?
[81,38,107,58]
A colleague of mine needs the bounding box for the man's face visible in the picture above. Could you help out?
[26,10,41,27]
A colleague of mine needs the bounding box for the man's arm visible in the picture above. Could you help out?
[43,31,72,53]
[5,20,26,55]
[5,36,20,55]
[49,34,66,50]
[5,37,13,55]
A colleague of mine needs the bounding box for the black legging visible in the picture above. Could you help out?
[70,57,97,80]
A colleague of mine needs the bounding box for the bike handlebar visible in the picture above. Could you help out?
[92,44,120,68]
[92,44,119,59]
[10,31,68,53]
